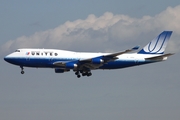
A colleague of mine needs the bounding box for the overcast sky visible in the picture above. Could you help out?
[0,0,180,120]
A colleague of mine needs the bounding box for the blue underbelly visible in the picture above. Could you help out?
[8,58,150,69]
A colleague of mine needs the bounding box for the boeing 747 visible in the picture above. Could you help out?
[4,31,174,78]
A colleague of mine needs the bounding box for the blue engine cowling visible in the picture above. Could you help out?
[55,68,70,73]
[91,58,104,64]
[65,63,78,69]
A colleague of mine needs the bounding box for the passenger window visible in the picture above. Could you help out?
[50,53,52,56]
[36,52,40,55]
[32,52,35,55]
[55,53,58,56]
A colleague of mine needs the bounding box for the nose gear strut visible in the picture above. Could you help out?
[20,66,24,74]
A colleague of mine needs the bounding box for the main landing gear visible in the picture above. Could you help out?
[75,70,92,78]
[20,66,25,74]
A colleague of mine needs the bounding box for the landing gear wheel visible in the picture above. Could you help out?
[88,72,92,76]
[20,66,24,74]
[75,71,79,75]
[86,72,92,77]
[21,71,24,74]
[77,75,81,78]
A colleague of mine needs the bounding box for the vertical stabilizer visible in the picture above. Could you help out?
[138,31,172,54]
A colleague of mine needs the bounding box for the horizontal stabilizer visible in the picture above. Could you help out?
[145,53,174,61]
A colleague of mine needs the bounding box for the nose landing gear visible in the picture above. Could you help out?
[20,66,25,74]
[21,71,24,74]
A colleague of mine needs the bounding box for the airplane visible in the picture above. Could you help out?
[4,31,174,78]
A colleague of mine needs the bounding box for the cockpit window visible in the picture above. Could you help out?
[15,50,20,52]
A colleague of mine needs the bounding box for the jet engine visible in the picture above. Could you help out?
[65,63,78,69]
[91,58,104,64]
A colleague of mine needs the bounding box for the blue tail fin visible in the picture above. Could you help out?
[138,31,172,54]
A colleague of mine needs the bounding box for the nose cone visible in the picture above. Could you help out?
[4,54,20,66]
[4,53,21,65]
[4,55,10,63]
[4,54,15,64]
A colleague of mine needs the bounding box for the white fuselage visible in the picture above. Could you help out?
[4,48,160,69]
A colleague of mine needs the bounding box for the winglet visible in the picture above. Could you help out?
[138,31,172,54]
[132,46,139,50]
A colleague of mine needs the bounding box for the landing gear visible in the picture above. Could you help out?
[74,70,92,78]
[21,71,24,74]
[20,66,25,74]
[77,74,81,78]
[82,71,92,76]
[87,72,92,77]
[75,71,81,78]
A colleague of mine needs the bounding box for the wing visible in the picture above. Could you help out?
[53,46,139,70]
[80,46,139,63]
[78,46,139,69]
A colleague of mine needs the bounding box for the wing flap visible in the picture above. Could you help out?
[53,61,69,67]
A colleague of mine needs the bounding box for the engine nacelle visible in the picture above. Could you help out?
[91,58,104,64]
[55,68,70,73]
[65,63,78,69]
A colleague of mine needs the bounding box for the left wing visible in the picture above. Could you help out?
[80,46,139,63]
[53,46,139,70]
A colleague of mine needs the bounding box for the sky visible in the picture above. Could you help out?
[0,0,180,120]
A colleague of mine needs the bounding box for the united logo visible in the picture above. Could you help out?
[26,52,30,55]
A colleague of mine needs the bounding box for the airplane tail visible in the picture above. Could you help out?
[138,31,172,54]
